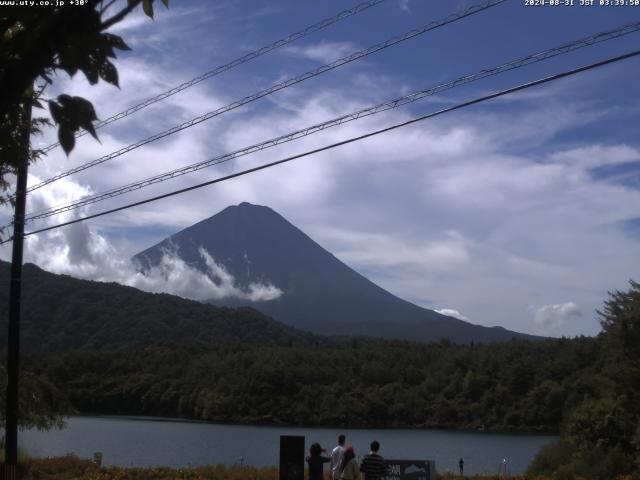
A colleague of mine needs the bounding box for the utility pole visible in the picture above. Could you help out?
[3,96,32,480]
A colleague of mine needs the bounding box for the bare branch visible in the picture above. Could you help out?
[100,0,118,15]
[100,0,143,31]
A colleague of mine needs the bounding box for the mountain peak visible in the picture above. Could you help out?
[209,201,280,223]
[231,201,267,212]
[237,201,261,208]
[133,204,540,343]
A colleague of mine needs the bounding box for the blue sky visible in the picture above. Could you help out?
[2,0,640,337]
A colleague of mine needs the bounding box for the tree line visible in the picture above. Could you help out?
[24,336,597,432]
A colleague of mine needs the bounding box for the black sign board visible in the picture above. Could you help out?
[382,459,436,480]
[279,435,305,480]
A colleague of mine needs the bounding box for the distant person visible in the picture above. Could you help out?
[306,442,331,480]
[360,441,386,480]
[459,457,464,476]
[331,434,346,480]
[499,458,507,476]
[340,445,360,480]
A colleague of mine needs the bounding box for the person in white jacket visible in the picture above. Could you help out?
[330,434,346,480]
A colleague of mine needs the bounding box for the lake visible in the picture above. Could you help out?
[20,416,555,476]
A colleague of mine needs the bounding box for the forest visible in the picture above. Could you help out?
[24,337,597,432]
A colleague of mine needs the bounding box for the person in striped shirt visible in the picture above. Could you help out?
[359,441,386,480]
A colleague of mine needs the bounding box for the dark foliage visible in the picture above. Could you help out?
[0,262,323,351]
[0,0,167,206]
[527,280,640,480]
[24,336,599,431]
[0,361,73,430]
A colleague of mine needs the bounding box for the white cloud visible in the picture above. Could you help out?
[548,144,640,170]
[319,228,469,270]
[533,302,582,330]
[435,308,468,321]
[131,247,282,302]
[399,0,410,12]
[106,10,152,36]
[284,41,360,64]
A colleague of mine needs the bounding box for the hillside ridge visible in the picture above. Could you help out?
[0,261,322,352]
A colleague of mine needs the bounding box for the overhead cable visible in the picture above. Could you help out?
[39,0,389,154]
[7,48,638,243]
[23,20,640,222]
[26,0,506,194]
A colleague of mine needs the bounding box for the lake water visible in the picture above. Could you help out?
[20,416,555,476]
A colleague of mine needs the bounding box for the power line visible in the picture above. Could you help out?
[26,0,506,194]
[22,20,640,222]
[38,0,388,154]
[7,48,638,243]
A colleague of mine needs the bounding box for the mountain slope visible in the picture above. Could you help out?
[0,261,322,352]
[133,202,539,343]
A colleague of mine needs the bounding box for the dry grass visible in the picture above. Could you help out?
[16,456,633,480]
[21,455,278,480]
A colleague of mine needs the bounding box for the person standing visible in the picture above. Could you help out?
[340,446,359,480]
[360,441,386,480]
[306,442,331,480]
[499,458,507,477]
[331,434,346,480]
[459,458,464,476]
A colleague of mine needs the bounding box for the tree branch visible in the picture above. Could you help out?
[100,0,143,32]
[100,0,118,15]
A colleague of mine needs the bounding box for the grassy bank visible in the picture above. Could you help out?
[17,455,279,480]
[8,454,632,480]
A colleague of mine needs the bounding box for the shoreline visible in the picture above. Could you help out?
[69,413,559,436]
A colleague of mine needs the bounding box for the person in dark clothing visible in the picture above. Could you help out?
[359,441,386,480]
[459,457,464,476]
[306,442,331,480]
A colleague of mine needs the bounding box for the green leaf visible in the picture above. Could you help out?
[59,64,79,78]
[48,100,64,125]
[70,97,98,139]
[103,33,131,52]
[58,127,75,155]
[55,95,99,141]
[142,0,154,19]
[83,122,99,140]
[103,44,117,60]
[79,59,99,85]
[56,94,74,109]
[99,61,119,88]
[58,46,80,78]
